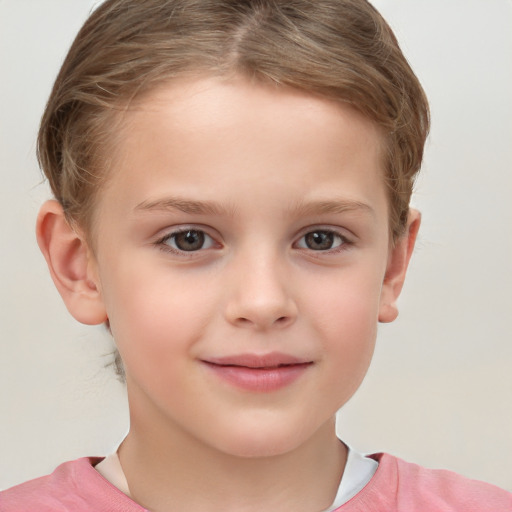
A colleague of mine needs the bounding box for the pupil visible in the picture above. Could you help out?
[176,230,204,251]
[306,231,333,250]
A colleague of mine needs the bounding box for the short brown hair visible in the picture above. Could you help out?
[38,0,429,242]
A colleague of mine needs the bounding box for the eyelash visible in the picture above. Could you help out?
[155,227,353,256]
[294,228,351,254]
[156,228,217,255]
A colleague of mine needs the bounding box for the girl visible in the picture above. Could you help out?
[1,1,510,510]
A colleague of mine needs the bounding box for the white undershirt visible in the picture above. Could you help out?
[95,450,131,497]
[95,441,377,510]
[324,445,378,510]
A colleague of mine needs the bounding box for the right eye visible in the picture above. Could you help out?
[160,229,215,252]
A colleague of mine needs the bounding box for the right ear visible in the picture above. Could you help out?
[36,200,107,325]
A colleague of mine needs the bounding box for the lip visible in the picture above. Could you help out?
[201,352,313,392]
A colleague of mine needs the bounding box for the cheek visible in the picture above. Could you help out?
[303,266,382,388]
[304,262,383,335]
[99,259,215,370]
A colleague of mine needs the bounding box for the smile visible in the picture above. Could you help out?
[201,353,313,392]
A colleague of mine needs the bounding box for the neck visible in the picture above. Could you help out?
[119,405,346,512]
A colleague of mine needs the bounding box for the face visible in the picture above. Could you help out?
[89,77,394,457]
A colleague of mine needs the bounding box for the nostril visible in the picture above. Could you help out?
[234,316,290,328]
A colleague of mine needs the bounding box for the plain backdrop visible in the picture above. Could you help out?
[1,0,511,492]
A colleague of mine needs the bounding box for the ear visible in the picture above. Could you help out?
[36,200,107,325]
[378,209,421,323]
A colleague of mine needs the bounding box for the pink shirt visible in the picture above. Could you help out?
[2,453,511,511]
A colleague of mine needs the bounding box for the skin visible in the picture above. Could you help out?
[37,76,419,512]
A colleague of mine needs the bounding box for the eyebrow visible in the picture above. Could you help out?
[289,198,376,218]
[134,197,233,216]
[134,196,374,219]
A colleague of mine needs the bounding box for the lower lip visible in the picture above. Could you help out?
[202,362,311,392]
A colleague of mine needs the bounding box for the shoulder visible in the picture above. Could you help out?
[339,453,512,511]
[0,457,145,512]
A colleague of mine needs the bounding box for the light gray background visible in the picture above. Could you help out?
[1,0,511,491]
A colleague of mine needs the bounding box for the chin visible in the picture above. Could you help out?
[219,436,299,459]
[207,417,321,459]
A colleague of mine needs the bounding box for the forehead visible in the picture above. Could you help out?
[116,77,383,168]
[94,76,387,229]
[126,75,383,146]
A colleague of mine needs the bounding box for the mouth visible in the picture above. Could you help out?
[201,353,313,392]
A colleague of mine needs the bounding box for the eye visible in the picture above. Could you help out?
[161,229,215,252]
[296,229,346,251]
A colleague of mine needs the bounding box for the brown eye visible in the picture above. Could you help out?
[305,231,334,250]
[165,230,211,251]
[297,230,345,251]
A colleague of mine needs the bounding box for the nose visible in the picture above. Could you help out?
[224,253,298,330]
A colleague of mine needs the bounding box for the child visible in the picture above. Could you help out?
[1,0,510,510]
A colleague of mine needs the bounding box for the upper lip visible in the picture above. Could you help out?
[202,352,312,369]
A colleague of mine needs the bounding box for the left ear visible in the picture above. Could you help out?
[378,209,421,323]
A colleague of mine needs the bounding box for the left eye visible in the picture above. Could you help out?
[163,229,215,252]
[296,230,345,251]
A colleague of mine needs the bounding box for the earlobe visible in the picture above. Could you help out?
[378,209,421,323]
[36,200,107,325]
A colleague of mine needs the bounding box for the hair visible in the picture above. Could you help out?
[38,0,429,379]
